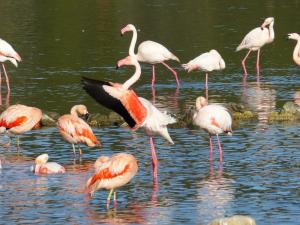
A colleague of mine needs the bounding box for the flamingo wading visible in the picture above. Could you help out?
[287,33,300,66]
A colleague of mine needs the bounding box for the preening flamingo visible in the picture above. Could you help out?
[82,56,175,180]
[57,105,100,156]
[182,49,225,100]
[287,33,300,66]
[0,104,42,147]
[236,17,275,79]
[32,153,65,175]
[86,153,138,208]
[121,24,180,89]
[193,96,232,163]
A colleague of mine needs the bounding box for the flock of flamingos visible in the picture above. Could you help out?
[0,17,300,211]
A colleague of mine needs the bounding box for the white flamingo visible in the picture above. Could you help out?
[287,33,300,66]
[236,17,275,79]
[82,55,175,180]
[193,96,232,163]
[121,24,180,89]
[182,49,225,100]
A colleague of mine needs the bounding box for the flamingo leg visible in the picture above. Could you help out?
[216,134,223,163]
[161,61,180,88]
[241,49,252,77]
[106,189,114,208]
[205,73,209,100]
[152,64,156,88]
[78,144,82,155]
[72,144,76,156]
[2,64,10,92]
[209,134,213,163]
[256,49,261,81]
[113,191,117,208]
[149,137,158,181]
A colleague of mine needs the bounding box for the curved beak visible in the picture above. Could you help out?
[84,113,90,121]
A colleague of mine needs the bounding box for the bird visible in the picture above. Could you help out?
[0,38,22,92]
[32,153,66,175]
[182,49,225,100]
[236,17,275,80]
[121,24,180,90]
[57,105,100,156]
[82,55,175,180]
[0,104,42,147]
[193,96,232,163]
[86,153,138,208]
[287,33,300,66]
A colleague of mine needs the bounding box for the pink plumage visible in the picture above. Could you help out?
[33,154,65,175]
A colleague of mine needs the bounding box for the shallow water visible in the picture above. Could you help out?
[0,1,300,225]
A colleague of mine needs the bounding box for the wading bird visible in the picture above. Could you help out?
[193,96,232,164]
[287,33,300,66]
[121,24,180,89]
[86,153,138,208]
[82,55,175,180]
[32,153,66,175]
[57,105,100,156]
[0,104,42,147]
[182,49,225,100]
[236,17,275,80]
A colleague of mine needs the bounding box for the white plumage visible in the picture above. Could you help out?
[0,38,21,66]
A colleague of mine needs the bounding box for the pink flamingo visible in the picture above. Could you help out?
[236,17,275,80]
[86,153,138,208]
[0,104,42,147]
[82,56,175,181]
[182,49,225,100]
[193,96,232,164]
[57,105,101,156]
[287,33,300,66]
[121,24,180,89]
[33,153,65,174]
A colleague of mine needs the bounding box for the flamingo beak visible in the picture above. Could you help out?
[84,113,90,121]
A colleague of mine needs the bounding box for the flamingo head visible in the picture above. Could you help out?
[116,55,138,68]
[261,17,274,29]
[195,96,208,110]
[121,24,136,35]
[94,155,110,171]
[71,105,89,120]
[287,33,300,41]
[35,154,49,165]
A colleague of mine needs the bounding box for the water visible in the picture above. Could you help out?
[0,1,300,224]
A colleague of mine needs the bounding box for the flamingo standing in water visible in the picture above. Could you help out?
[0,104,42,147]
[182,49,225,100]
[121,24,180,90]
[82,55,175,180]
[0,38,21,105]
[287,33,300,66]
[86,153,138,208]
[236,17,275,80]
[57,105,100,156]
[32,153,66,175]
[193,96,232,164]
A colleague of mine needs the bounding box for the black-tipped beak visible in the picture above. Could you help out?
[260,26,264,30]
[116,65,119,70]
[84,113,90,121]
[285,34,290,40]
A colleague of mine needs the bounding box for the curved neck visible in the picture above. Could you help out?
[128,27,137,56]
[122,61,141,90]
[293,40,300,66]
[268,22,275,41]
[70,106,79,117]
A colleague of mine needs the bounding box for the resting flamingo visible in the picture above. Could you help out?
[193,96,232,164]
[57,105,100,156]
[287,33,300,66]
[82,55,175,181]
[236,17,275,80]
[121,24,180,89]
[86,153,138,208]
[0,104,42,147]
[182,49,225,100]
[32,153,66,175]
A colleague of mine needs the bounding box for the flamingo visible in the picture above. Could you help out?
[32,153,66,175]
[287,33,300,66]
[86,153,138,208]
[121,24,180,90]
[0,104,42,147]
[193,96,232,164]
[82,55,175,180]
[236,17,275,80]
[57,105,100,156]
[182,49,225,100]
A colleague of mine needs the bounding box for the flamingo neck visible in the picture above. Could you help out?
[268,22,275,42]
[122,61,141,90]
[70,106,79,117]
[293,39,300,66]
[128,27,138,57]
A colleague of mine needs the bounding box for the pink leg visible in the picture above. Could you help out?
[152,65,156,88]
[241,49,252,77]
[2,64,10,91]
[161,61,180,88]
[256,49,260,82]
[216,134,223,164]
[209,134,213,163]
[205,73,209,100]
[5,90,10,107]
[150,137,158,181]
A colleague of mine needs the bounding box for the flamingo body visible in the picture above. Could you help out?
[0,38,21,64]
[34,154,65,174]
[287,33,300,66]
